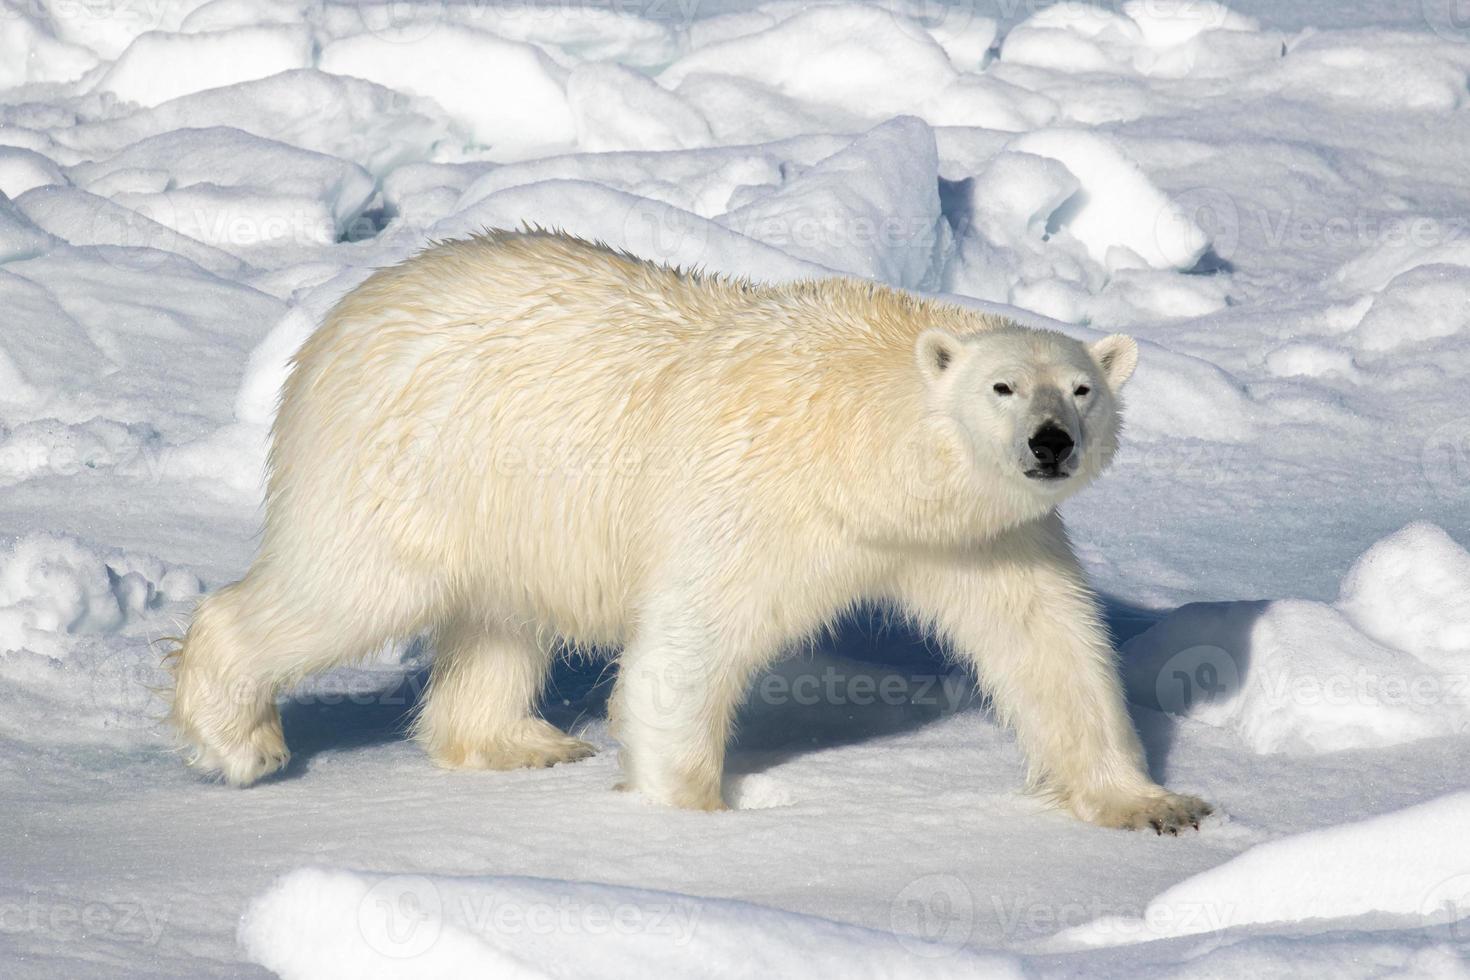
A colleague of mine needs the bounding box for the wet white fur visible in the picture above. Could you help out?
[169,230,1208,828]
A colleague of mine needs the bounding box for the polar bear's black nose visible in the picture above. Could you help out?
[1028,425,1074,468]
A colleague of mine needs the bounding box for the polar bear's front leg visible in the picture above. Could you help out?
[609,612,754,811]
[899,516,1212,833]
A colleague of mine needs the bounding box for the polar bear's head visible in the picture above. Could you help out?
[914,325,1138,501]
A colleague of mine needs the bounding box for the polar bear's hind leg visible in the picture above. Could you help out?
[169,557,435,786]
[413,620,595,770]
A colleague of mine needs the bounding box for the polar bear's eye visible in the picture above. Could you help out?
[1074,385,1091,397]
[993,383,1014,396]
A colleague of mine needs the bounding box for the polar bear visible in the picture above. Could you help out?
[170,229,1210,833]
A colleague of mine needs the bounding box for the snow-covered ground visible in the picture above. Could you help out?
[3,0,1470,976]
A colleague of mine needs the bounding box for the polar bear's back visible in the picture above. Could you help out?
[262,230,999,643]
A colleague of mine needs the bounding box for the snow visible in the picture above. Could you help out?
[318,26,578,160]
[240,868,1023,978]
[1051,791,1470,948]
[0,147,67,198]
[1121,523,1470,754]
[1338,523,1470,666]
[0,533,198,656]
[660,6,960,119]
[1001,2,1272,79]
[1007,129,1210,271]
[716,116,951,290]
[566,63,714,153]
[95,26,315,107]
[64,126,377,255]
[3,0,1470,976]
[0,11,99,87]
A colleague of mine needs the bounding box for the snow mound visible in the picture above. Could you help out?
[1261,32,1469,111]
[1333,233,1470,295]
[1123,523,1470,753]
[1051,791,1470,948]
[1001,1,1272,79]
[1338,523,1470,667]
[717,116,952,290]
[660,6,958,120]
[1351,264,1470,355]
[451,136,847,223]
[0,9,100,87]
[920,75,1058,132]
[0,196,57,265]
[566,63,713,153]
[1109,336,1258,443]
[95,25,313,107]
[433,180,827,285]
[319,25,576,160]
[946,132,1220,325]
[16,186,250,278]
[319,2,679,70]
[0,417,162,488]
[61,69,462,179]
[1007,129,1210,271]
[969,151,1079,246]
[240,868,1022,979]
[0,146,67,198]
[0,532,199,656]
[32,0,214,60]
[66,127,376,253]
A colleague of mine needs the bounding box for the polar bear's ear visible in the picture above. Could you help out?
[916,328,963,384]
[1089,334,1139,390]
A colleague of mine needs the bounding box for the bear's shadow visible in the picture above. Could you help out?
[276,595,1197,785]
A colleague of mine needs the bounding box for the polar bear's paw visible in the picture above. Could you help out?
[613,763,729,811]
[430,719,596,771]
[1080,790,1213,835]
[171,663,289,787]
[181,714,290,787]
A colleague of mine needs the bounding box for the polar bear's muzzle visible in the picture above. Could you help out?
[1023,422,1076,481]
